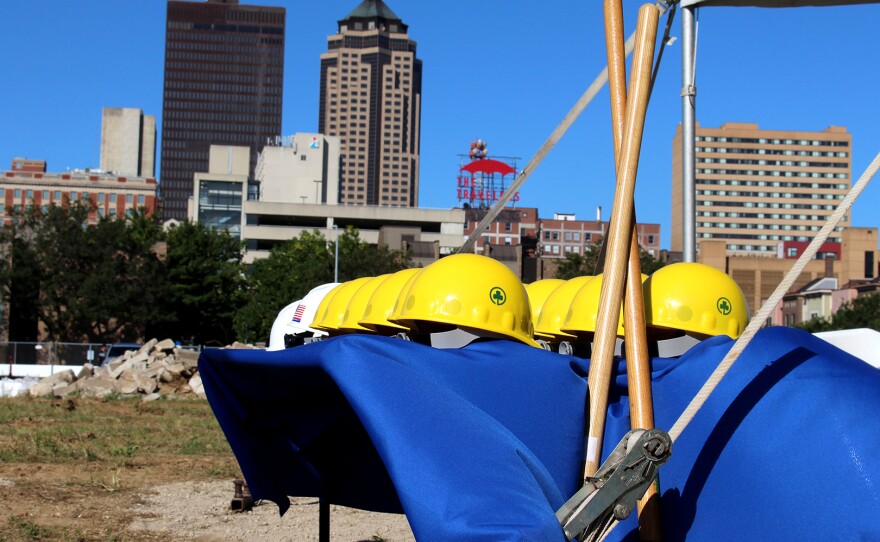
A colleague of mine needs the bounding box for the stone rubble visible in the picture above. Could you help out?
[28,339,258,401]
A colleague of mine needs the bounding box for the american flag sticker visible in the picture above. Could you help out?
[292,304,306,323]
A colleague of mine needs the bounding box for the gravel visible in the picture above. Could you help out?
[128,480,416,541]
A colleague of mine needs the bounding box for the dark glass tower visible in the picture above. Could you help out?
[160,0,285,220]
[319,0,422,207]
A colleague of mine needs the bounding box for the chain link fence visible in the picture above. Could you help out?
[0,342,205,366]
[0,342,104,366]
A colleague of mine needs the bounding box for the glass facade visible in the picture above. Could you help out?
[198,179,243,238]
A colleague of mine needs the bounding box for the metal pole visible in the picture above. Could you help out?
[319,499,330,542]
[333,224,339,283]
[681,6,697,262]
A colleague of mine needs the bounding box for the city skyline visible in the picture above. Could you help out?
[159,0,286,220]
[3,1,880,248]
[319,0,423,207]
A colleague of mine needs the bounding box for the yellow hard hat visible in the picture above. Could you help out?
[389,254,538,347]
[338,275,391,333]
[311,277,373,333]
[524,279,565,326]
[643,262,749,339]
[310,282,346,332]
[359,268,421,333]
[388,267,423,323]
[533,276,593,341]
[560,273,647,338]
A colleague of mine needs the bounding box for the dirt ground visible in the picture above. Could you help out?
[0,398,415,541]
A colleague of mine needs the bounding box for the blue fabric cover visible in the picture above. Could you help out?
[199,326,880,541]
[603,326,880,541]
[198,335,589,541]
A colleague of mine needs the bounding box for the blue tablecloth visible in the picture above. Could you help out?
[199,327,880,541]
[199,335,588,541]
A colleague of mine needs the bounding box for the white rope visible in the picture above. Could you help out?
[594,149,880,542]
[459,1,671,254]
[667,149,880,442]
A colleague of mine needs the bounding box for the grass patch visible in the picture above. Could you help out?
[9,515,54,539]
[0,397,233,465]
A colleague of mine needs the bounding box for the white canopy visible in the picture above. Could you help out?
[681,0,878,7]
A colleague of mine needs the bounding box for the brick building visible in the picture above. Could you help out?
[1,159,158,225]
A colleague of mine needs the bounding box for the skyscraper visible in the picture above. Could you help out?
[100,107,156,178]
[160,0,285,220]
[319,0,422,207]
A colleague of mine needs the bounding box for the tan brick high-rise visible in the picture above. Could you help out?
[319,0,422,207]
[672,122,851,256]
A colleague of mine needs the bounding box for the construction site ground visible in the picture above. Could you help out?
[0,397,414,541]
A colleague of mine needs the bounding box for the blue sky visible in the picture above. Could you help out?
[2,1,880,249]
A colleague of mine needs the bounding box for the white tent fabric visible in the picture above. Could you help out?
[814,328,880,368]
[682,0,878,7]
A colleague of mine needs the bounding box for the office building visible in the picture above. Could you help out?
[699,226,879,317]
[255,134,340,205]
[1,159,158,225]
[672,122,851,256]
[538,212,661,259]
[100,108,156,178]
[319,0,422,207]
[192,135,340,238]
[161,0,285,220]
[461,207,661,280]
[191,145,463,263]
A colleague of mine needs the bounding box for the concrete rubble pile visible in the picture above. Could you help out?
[28,338,256,401]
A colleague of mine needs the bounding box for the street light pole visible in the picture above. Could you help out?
[333,224,339,283]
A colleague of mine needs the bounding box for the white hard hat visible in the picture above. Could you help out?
[267,300,302,351]
[287,282,341,335]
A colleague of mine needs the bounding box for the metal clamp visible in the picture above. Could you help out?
[556,428,672,541]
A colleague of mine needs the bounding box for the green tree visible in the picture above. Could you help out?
[80,213,169,342]
[26,202,95,341]
[638,247,666,275]
[234,230,334,343]
[8,203,169,343]
[160,221,245,346]
[0,215,43,341]
[797,293,880,333]
[234,227,411,344]
[555,237,664,280]
[335,227,411,280]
